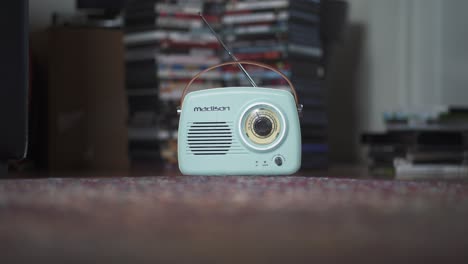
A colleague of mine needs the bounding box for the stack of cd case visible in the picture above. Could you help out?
[222,0,328,169]
[289,0,328,169]
[222,0,290,89]
[123,0,223,164]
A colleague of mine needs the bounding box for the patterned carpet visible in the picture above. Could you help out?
[1,176,468,263]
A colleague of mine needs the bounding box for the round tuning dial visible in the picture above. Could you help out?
[253,116,274,137]
[242,104,283,147]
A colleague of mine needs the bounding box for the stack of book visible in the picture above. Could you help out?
[123,0,223,164]
[392,129,468,180]
[223,0,328,169]
[222,0,290,89]
[360,132,407,177]
[361,107,468,180]
[289,0,327,169]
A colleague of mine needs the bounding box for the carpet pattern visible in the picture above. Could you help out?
[1,176,468,263]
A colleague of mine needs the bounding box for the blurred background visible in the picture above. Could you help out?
[24,0,468,179]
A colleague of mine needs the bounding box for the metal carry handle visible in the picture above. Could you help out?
[179,60,301,110]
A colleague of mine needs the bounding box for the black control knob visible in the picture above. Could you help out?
[253,116,273,137]
[275,157,283,166]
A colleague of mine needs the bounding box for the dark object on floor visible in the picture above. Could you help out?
[0,0,29,175]
[1,176,468,263]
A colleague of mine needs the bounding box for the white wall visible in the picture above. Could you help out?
[29,0,75,32]
[347,0,467,132]
[441,1,468,105]
[329,0,468,162]
[348,0,442,132]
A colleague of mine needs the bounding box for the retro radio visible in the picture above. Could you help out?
[177,14,303,176]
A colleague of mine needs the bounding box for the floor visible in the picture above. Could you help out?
[1,170,468,263]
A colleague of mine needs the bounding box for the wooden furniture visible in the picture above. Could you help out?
[47,28,129,172]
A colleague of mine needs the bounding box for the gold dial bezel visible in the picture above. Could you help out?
[239,103,287,151]
[244,108,281,145]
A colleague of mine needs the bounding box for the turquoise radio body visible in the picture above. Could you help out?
[177,87,302,176]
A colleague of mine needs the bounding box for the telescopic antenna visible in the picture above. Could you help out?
[199,12,257,87]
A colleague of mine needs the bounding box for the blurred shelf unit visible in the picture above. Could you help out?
[222,0,327,169]
[124,0,329,168]
[123,0,224,164]
[361,107,468,180]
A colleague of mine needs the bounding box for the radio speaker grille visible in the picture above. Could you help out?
[186,122,246,156]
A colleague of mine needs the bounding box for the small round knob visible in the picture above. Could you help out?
[274,157,283,166]
[253,116,273,137]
